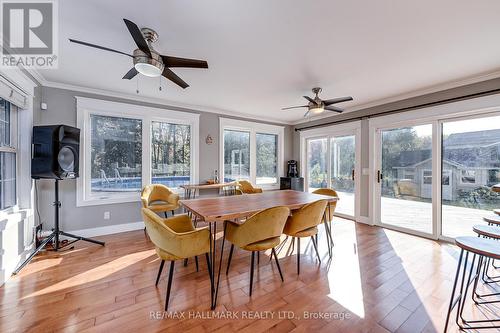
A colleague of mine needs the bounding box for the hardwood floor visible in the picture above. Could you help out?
[1,218,498,332]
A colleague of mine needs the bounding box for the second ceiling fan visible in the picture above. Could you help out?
[69,19,208,89]
[282,87,353,118]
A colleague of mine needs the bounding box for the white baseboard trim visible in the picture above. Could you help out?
[64,221,145,238]
[357,216,372,225]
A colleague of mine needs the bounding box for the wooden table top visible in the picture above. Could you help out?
[455,236,500,259]
[180,181,238,190]
[180,190,338,222]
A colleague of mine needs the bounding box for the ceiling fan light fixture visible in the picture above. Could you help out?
[134,62,162,77]
[133,48,164,77]
[309,106,324,115]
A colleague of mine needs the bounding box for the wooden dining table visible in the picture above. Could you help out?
[180,190,338,309]
[180,181,238,199]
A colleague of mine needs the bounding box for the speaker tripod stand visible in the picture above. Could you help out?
[13,179,105,275]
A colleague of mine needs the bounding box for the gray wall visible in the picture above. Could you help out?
[33,86,293,231]
[292,77,500,221]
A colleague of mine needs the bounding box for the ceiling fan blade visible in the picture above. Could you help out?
[123,18,152,57]
[303,96,316,104]
[162,67,189,89]
[323,96,353,106]
[69,39,133,57]
[161,55,208,68]
[324,105,344,113]
[122,67,138,80]
[281,105,308,110]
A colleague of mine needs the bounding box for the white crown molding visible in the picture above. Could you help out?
[292,69,500,126]
[24,68,45,86]
[35,77,292,125]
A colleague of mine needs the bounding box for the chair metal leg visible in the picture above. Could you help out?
[323,221,332,257]
[155,260,165,286]
[195,256,199,272]
[311,235,321,263]
[297,237,301,275]
[226,244,234,275]
[287,237,295,256]
[275,235,289,256]
[249,251,255,296]
[164,211,168,218]
[272,248,284,282]
[184,258,188,267]
[165,261,175,311]
[257,251,260,265]
[171,210,175,216]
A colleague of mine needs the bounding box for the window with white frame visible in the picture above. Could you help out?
[422,170,432,185]
[90,114,143,195]
[0,98,16,210]
[77,98,199,206]
[256,133,278,184]
[403,169,415,181]
[220,118,284,188]
[460,169,476,184]
[151,121,191,188]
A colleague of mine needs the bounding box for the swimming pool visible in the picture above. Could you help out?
[91,176,190,192]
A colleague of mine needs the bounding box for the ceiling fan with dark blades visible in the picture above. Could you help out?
[282,87,353,117]
[69,19,208,89]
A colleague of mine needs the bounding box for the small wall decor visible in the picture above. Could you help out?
[205,134,214,145]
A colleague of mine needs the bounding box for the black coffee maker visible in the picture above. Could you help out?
[287,160,299,178]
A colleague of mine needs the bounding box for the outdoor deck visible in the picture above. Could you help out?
[335,191,491,237]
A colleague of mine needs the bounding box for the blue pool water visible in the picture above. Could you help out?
[91,176,190,191]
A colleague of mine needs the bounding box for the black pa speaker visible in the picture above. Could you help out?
[31,125,80,179]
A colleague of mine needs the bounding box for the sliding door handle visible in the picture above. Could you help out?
[377,170,383,183]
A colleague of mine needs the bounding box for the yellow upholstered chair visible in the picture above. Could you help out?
[312,188,337,254]
[142,208,213,311]
[223,206,290,296]
[283,199,328,274]
[141,184,180,218]
[237,180,263,194]
[312,188,338,222]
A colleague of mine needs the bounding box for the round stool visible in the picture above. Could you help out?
[483,215,500,226]
[473,224,500,283]
[473,224,500,240]
[444,236,500,331]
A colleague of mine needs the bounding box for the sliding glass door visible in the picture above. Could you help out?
[330,135,355,216]
[307,138,328,191]
[304,125,360,220]
[373,110,500,240]
[377,124,433,235]
[441,114,500,238]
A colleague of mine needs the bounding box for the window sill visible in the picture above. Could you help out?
[77,195,140,207]
[0,208,32,230]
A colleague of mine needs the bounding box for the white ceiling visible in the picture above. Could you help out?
[37,0,500,124]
